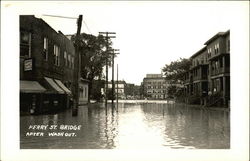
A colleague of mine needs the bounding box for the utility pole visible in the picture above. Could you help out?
[72,15,82,116]
[116,64,119,110]
[98,32,116,108]
[111,49,119,105]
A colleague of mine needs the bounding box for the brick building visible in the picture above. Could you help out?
[20,15,79,114]
[142,74,169,99]
[108,80,126,99]
[184,30,230,107]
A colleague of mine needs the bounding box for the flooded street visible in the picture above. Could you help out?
[20,102,230,149]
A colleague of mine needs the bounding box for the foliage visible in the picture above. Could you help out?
[162,58,191,84]
[71,33,114,101]
[71,33,113,80]
[90,79,105,102]
[107,88,116,100]
[167,85,184,98]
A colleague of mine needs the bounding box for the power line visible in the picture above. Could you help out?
[42,14,92,34]
[42,14,77,19]
[83,20,92,35]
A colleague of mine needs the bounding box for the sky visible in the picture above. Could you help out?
[4,1,249,85]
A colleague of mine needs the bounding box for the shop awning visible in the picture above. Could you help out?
[54,79,72,95]
[44,77,64,94]
[20,81,46,93]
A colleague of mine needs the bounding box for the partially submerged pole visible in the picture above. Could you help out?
[116,64,118,110]
[72,15,82,116]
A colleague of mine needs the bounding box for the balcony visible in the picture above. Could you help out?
[211,67,230,76]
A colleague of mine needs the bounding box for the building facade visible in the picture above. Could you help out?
[20,15,80,114]
[79,78,89,104]
[143,74,169,99]
[108,80,126,99]
[184,30,230,107]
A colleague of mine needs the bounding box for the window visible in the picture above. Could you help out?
[53,45,60,66]
[71,56,74,69]
[228,40,230,52]
[68,55,71,68]
[64,51,67,66]
[214,43,220,54]
[207,48,211,58]
[219,57,223,68]
[84,87,87,97]
[43,37,48,61]
[20,31,31,57]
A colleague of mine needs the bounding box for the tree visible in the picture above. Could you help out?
[71,33,114,102]
[166,85,184,99]
[162,58,191,102]
[162,58,191,84]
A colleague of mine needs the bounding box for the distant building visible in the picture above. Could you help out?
[184,30,230,107]
[123,83,141,99]
[108,80,126,99]
[79,78,89,104]
[142,74,169,99]
[184,46,209,104]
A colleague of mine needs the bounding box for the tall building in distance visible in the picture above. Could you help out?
[143,74,169,99]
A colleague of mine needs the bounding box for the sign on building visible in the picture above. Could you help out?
[24,58,33,71]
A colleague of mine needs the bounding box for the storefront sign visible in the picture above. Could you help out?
[24,59,33,71]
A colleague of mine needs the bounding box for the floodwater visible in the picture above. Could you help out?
[20,102,230,149]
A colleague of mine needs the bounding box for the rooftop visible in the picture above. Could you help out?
[204,30,230,45]
[190,46,207,59]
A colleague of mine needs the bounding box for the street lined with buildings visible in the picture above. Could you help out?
[19,15,230,150]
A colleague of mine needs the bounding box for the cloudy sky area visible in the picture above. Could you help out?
[11,1,248,85]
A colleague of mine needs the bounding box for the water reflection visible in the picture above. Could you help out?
[20,103,230,149]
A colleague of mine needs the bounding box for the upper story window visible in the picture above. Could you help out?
[43,37,48,61]
[71,56,74,69]
[53,45,60,66]
[20,31,31,57]
[228,40,230,52]
[68,54,71,68]
[207,48,212,58]
[64,51,67,66]
[214,43,219,54]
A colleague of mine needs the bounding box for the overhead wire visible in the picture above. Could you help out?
[41,14,92,35]
[83,20,92,35]
[42,14,77,19]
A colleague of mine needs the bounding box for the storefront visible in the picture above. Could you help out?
[20,80,46,115]
[20,77,72,115]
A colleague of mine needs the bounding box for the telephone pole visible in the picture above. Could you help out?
[98,32,116,107]
[111,49,119,104]
[72,15,82,116]
[116,64,119,110]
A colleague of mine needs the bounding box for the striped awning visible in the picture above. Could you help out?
[44,77,64,94]
[20,81,46,93]
[54,79,71,95]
